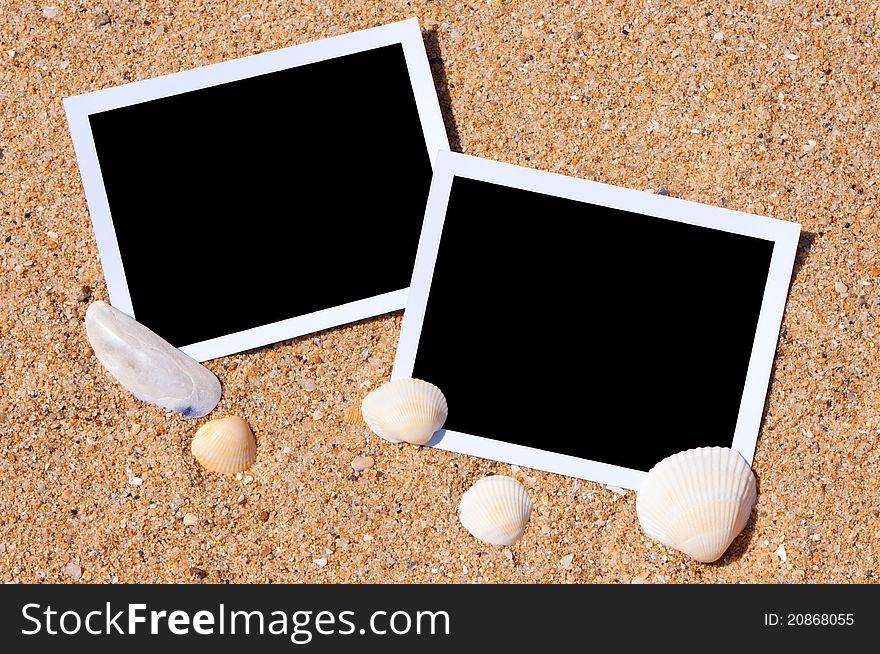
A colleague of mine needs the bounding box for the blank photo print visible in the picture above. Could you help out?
[395,152,800,489]
[65,19,448,361]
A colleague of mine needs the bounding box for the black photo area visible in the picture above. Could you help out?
[411,177,775,471]
[89,44,433,347]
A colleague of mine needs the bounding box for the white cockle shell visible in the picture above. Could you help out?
[459,476,533,546]
[636,446,757,563]
[361,378,447,444]
[191,416,257,474]
[85,301,221,418]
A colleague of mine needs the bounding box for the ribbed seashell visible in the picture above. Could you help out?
[361,378,447,444]
[191,416,257,474]
[342,404,365,426]
[85,301,220,418]
[636,446,757,563]
[459,476,533,546]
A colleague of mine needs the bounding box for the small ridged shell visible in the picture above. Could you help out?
[636,447,757,563]
[361,378,447,444]
[342,404,365,426]
[459,476,533,546]
[191,416,257,474]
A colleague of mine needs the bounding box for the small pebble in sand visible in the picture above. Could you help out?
[314,557,328,568]
[46,230,59,241]
[301,378,318,391]
[784,52,800,60]
[64,563,82,580]
[312,409,324,421]
[190,567,208,579]
[129,423,141,436]
[75,285,91,302]
[713,31,724,41]
[128,477,143,486]
[258,510,269,522]
[775,543,788,562]
[182,513,199,527]
[95,13,111,28]
[502,549,513,561]
[243,475,254,485]
[834,281,848,296]
[42,7,58,19]
[560,554,575,570]
[351,455,374,473]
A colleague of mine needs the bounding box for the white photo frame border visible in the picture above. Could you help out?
[394,151,801,490]
[64,18,449,362]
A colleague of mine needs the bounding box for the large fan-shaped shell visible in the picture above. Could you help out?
[191,416,257,474]
[361,378,447,444]
[459,476,533,546]
[636,447,757,563]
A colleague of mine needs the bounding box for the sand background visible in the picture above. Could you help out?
[2,0,879,583]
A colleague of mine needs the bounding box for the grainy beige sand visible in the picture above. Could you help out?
[1,1,879,583]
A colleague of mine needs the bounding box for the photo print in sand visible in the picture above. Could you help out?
[394,151,800,490]
[65,19,448,361]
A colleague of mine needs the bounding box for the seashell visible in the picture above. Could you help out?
[361,378,447,444]
[459,476,533,546]
[85,301,220,418]
[636,446,757,563]
[342,404,365,426]
[191,416,257,474]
